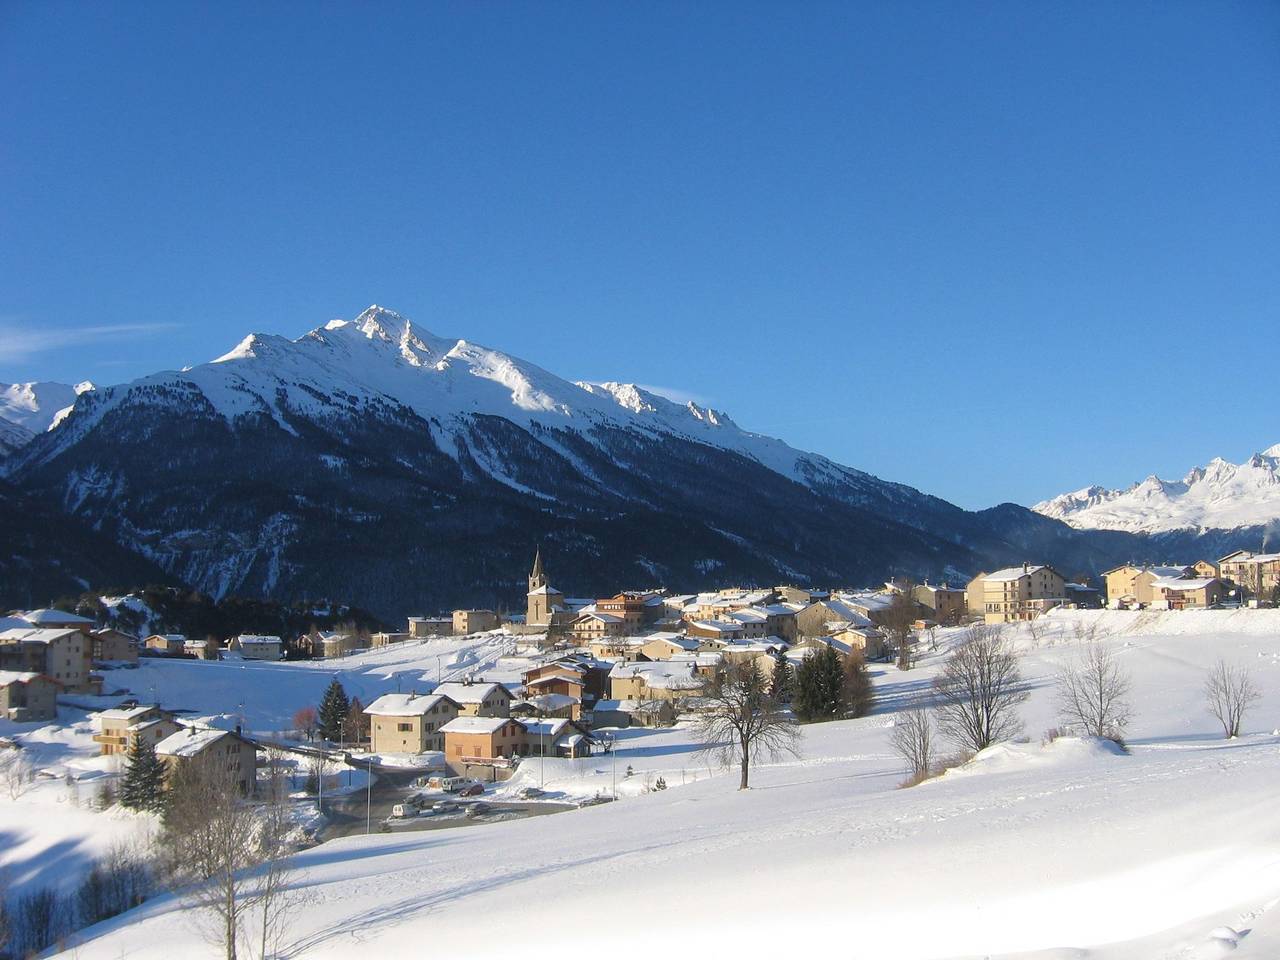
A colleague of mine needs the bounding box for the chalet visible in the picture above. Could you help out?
[441,716,526,776]
[184,637,221,660]
[299,629,358,659]
[608,660,703,702]
[587,636,646,660]
[684,620,744,643]
[370,631,411,648]
[570,611,627,643]
[522,655,611,704]
[93,705,180,756]
[432,680,513,717]
[364,692,460,753]
[1102,565,1194,607]
[154,726,258,796]
[794,599,874,639]
[0,671,59,722]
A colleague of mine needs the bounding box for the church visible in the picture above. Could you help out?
[526,548,567,628]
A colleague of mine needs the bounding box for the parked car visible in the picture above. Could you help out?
[432,799,460,813]
[514,786,545,800]
[458,782,485,797]
[464,801,491,818]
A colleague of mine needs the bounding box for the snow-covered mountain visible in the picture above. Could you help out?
[0,380,95,452]
[0,306,1187,615]
[1033,445,1280,534]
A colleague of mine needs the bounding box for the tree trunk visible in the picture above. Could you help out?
[739,751,750,790]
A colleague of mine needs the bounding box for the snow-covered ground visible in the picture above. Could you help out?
[17,610,1280,958]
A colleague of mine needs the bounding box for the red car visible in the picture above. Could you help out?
[458,783,485,797]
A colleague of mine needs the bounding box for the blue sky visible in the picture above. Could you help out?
[2,2,1276,509]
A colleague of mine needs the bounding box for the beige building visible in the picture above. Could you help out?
[90,629,138,664]
[370,631,411,648]
[364,693,460,753]
[0,627,91,691]
[184,637,221,660]
[453,609,499,634]
[794,599,874,640]
[607,660,703,703]
[229,634,283,661]
[441,716,526,775]
[93,705,180,756]
[972,565,1068,623]
[155,727,258,796]
[1150,577,1227,610]
[911,583,967,624]
[144,634,186,655]
[638,634,702,661]
[1102,565,1194,607]
[570,611,627,643]
[1218,551,1280,599]
[432,680,513,717]
[407,617,453,638]
[0,671,59,722]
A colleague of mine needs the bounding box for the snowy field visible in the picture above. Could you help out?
[9,610,1280,958]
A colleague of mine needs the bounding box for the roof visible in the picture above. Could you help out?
[642,635,700,651]
[440,716,515,735]
[0,670,41,686]
[155,727,238,758]
[528,585,564,596]
[234,634,281,644]
[20,608,93,625]
[1152,577,1219,591]
[432,681,509,704]
[0,627,81,645]
[146,633,186,643]
[983,568,1054,583]
[575,612,623,624]
[688,620,742,633]
[364,693,455,717]
[519,717,571,737]
[98,705,159,722]
[520,693,579,711]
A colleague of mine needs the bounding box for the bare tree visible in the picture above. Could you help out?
[1204,659,1260,738]
[889,703,936,784]
[1056,644,1133,742]
[693,660,800,789]
[933,625,1029,754]
[0,750,35,800]
[879,591,919,670]
[246,750,300,960]
[162,759,260,960]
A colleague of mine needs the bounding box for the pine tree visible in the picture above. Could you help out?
[119,737,166,813]
[793,645,845,722]
[317,679,350,743]
[770,654,793,702]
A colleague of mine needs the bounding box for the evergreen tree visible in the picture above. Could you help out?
[793,645,845,722]
[119,737,166,813]
[317,679,351,742]
[770,653,793,702]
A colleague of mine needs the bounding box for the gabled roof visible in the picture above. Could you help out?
[0,627,82,645]
[0,670,43,686]
[1151,577,1219,590]
[432,681,510,704]
[364,693,457,717]
[984,565,1053,582]
[440,716,516,736]
[20,608,93,625]
[155,727,246,759]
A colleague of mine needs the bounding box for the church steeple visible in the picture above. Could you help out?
[529,547,546,593]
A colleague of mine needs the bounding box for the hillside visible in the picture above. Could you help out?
[30,609,1280,960]
[1,306,1195,619]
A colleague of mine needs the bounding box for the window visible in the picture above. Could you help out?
[397,722,412,732]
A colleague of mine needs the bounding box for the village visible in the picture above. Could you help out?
[2,547,1280,958]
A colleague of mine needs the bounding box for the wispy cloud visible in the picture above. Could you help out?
[0,321,180,362]
[636,383,714,407]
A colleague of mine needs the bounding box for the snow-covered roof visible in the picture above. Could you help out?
[727,609,768,624]
[688,619,742,633]
[155,727,237,758]
[609,660,702,690]
[519,717,571,738]
[146,633,186,643]
[984,566,1049,582]
[0,670,41,686]
[1151,577,1218,591]
[364,693,455,717]
[528,585,563,596]
[234,634,281,644]
[576,611,623,624]
[440,716,515,735]
[19,608,93,625]
[0,627,81,645]
[520,693,579,712]
[432,681,509,704]
[642,635,700,651]
[98,705,159,722]
[592,699,643,712]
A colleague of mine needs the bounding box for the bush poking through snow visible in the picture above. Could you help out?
[1204,659,1260,739]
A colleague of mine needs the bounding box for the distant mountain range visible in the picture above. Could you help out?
[0,380,94,454]
[1034,446,1280,537]
[0,306,1269,617]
